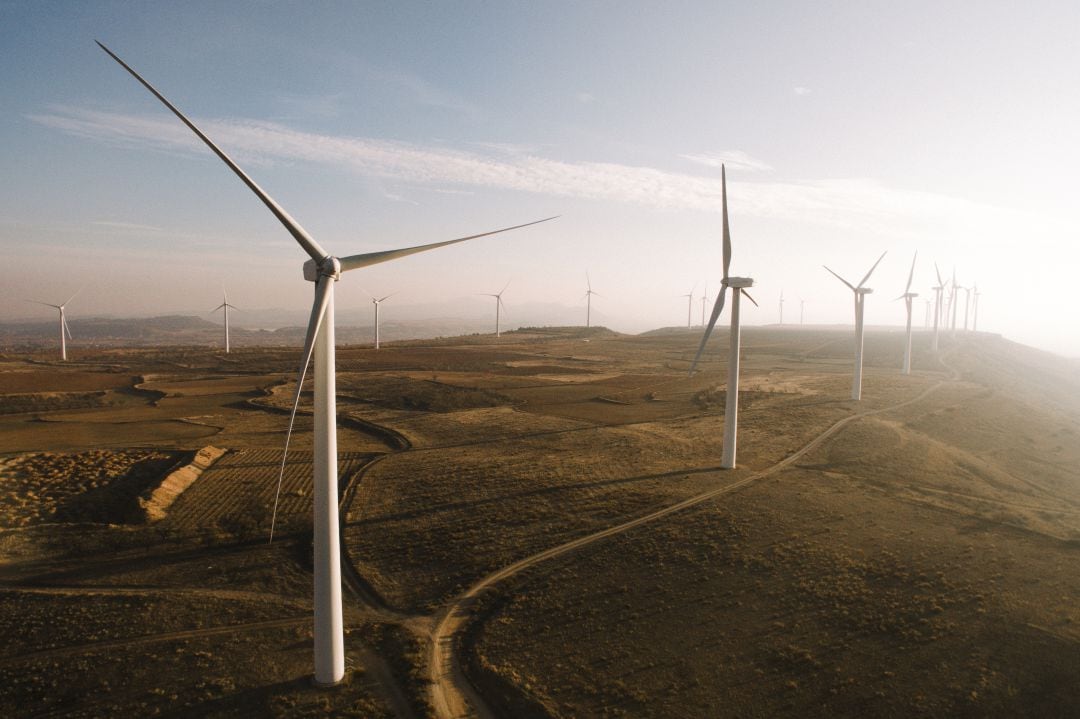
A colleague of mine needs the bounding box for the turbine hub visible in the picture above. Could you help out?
[856,287,873,295]
[302,256,342,283]
[726,277,754,288]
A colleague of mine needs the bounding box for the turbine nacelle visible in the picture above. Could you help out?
[856,287,873,295]
[724,277,754,289]
[303,256,342,283]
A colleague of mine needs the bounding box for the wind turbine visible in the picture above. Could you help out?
[689,165,757,470]
[931,263,945,352]
[949,268,960,334]
[972,285,981,331]
[369,292,395,349]
[700,284,708,327]
[962,285,973,330]
[800,298,805,325]
[681,286,695,329]
[824,250,887,401]
[26,288,81,361]
[896,252,918,375]
[481,281,510,337]
[584,272,599,328]
[778,290,785,325]
[211,289,238,353]
[98,41,555,687]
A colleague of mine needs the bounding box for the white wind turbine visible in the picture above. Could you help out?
[26,288,81,361]
[824,250,887,401]
[211,289,238,353]
[962,285,973,330]
[99,41,555,687]
[689,165,757,470]
[896,251,918,375]
[681,285,695,329]
[800,298,805,325]
[700,284,708,327]
[931,263,945,352]
[949,268,960,334]
[369,292,395,349]
[778,289,785,325]
[584,272,599,328]
[972,285,981,331]
[481,281,510,337]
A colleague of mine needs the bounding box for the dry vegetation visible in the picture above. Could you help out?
[1,328,1078,717]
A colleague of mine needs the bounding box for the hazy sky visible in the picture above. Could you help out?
[2,1,1078,356]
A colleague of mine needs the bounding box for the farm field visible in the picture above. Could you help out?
[1,326,1079,717]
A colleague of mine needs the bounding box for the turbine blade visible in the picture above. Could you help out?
[721,165,732,280]
[500,279,511,295]
[25,300,61,309]
[62,285,84,308]
[96,41,329,264]
[587,271,592,292]
[268,276,334,543]
[857,250,887,289]
[934,262,943,287]
[211,303,226,312]
[905,251,917,294]
[823,266,856,291]
[377,293,395,302]
[688,287,728,375]
[338,217,557,272]
[63,316,73,340]
[742,289,758,307]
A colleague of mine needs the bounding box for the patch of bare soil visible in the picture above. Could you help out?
[0,450,184,527]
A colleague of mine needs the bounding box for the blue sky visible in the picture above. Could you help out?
[2,1,1078,355]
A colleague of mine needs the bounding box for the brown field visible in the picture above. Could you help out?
[1,326,1079,717]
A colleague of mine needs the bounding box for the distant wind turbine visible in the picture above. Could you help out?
[972,285,981,331]
[689,165,757,470]
[26,288,81,361]
[896,252,918,375]
[369,292,395,349]
[778,290,785,325]
[800,298,805,325]
[824,250,887,400]
[931,263,945,352]
[700,284,709,327]
[98,40,556,687]
[481,281,510,337]
[949,268,960,334]
[584,272,599,328]
[211,289,238,353]
[962,285,972,331]
[681,286,695,329]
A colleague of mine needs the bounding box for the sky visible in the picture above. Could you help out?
[1,1,1078,356]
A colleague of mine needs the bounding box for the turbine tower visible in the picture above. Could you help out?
[972,285,981,331]
[700,284,709,327]
[896,252,918,375]
[931,263,945,352]
[778,290,785,325]
[824,250,887,401]
[369,292,394,349]
[26,288,80,361]
[584,272,599,328]
[689,165,757,470]
[949,268,960,334]
[481,281,510,337]
[962,285,972,331]
[211,289,238,353]
[98,41,555,687]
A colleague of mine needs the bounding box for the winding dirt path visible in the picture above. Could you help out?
[426,354,961,718]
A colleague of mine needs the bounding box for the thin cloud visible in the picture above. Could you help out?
[91,220,165,233]
[793,86,812,96]
[681,151,773,172]
[29,106,1071,246]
